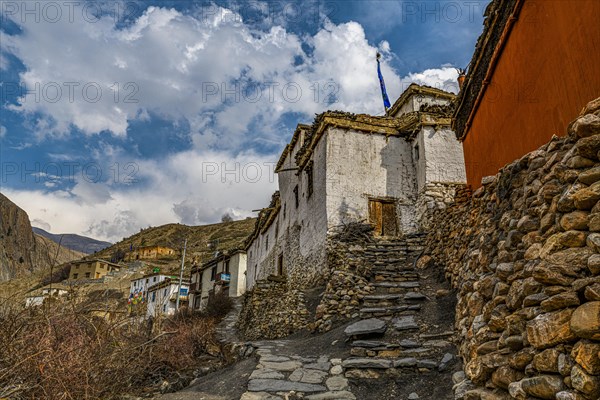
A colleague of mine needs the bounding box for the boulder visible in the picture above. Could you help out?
[572,113,600,138]
[570,302,600,340]
[520,375,565,399]
[540,291,580,312]
[579,166,600,184]
[532,348,561,372]
[344,318,387,337]
[576,135,600,160]
[571,340,600,375]
[559,211,589,231]
[527,309,577,349]
[571,364,600,397]
[573,182,600,210]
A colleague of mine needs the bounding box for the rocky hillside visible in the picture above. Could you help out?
[32,227,112,254]
[0,193,84,282]
[94,218,257,273]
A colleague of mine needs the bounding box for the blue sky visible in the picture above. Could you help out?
[0,0,490,242]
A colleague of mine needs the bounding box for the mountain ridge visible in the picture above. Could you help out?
[32,227,112,254]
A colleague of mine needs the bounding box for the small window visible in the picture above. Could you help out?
[153,277,157,282]
[265,235,269,250]
[306,161,313,198]
[283,203,286,219]
[146,278,149,283]
[224,260,230,274]
[275,221,279,238]
[163,304,166,312]
[293,185,299,208]
[414,144,420,161]
[211,267,217,281]
[277,253,284,275]
[85,272,90,278]
[73,273,78,279]
[152,292,156,302]
[164,288,167,296]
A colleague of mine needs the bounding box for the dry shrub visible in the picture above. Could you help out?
[0,298,221,400]
[41,264,71,286]
[204,292,233,318]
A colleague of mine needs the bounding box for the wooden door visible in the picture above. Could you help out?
[369,199,398,236]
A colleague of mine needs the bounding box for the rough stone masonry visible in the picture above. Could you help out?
[423,97,600,399]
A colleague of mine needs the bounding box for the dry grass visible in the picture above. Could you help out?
[0,298,222,400]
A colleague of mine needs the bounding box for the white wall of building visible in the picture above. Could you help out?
[129,274,170,301]
[146,281,189,317]
[417,126,467,189]
[190,252,247,310]
[325,128,418,233]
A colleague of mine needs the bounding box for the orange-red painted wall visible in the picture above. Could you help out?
[463,0,600,188]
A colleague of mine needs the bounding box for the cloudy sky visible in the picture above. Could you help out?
[0,0,490,242]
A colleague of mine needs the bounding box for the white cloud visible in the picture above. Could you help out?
[3,148,278,242]
[0,125,6,138]
[2,4,457,147]
[31,219,51,232]
[1,3,462,242]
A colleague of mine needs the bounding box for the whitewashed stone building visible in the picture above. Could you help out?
[146,277,190,317]
[245,84,466,290]
[188,250,247,311]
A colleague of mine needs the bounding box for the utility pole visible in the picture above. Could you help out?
[175,239,187,311]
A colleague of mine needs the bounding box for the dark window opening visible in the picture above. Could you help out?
[224,260,230,274]
[293,185,299,208]
[211,267,217,281]
[306,161,313,198]
[277,253,284,275]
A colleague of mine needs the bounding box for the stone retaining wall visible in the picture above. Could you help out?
[424,98,600,399]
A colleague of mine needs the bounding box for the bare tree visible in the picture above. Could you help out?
[221,213,233,223]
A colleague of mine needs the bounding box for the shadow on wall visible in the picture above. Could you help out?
[337,197,361,227]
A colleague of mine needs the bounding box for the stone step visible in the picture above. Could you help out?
[359,304,421,318]
[372,281,420,289]
[350,346,434,359]
[372,275,419,283]
[341,357,437,369]
[352,339,421,349]
[363,292,426,306]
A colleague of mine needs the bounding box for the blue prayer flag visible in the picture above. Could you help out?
[377,57,391,110]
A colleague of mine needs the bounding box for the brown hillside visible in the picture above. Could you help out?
[93,218,257,274]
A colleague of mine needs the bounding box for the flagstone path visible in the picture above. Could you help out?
[240,340,355,400]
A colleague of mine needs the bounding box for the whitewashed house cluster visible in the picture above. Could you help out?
[146,277,190,317]
[129,272,174,304]
[189,250,247,311]
[245,84,467,290]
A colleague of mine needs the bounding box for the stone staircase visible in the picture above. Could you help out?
[215,296,244,344]
[341,235,458,393]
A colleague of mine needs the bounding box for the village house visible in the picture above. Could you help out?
[189,250,247,311]
[146,277,190,317]
[25,283,71,307]
[125,245,176,261]
[245,84,467,290]
[454,0,600,188]
[129,272,173,305]
[68,259,121,281]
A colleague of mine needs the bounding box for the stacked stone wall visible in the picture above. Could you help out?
[237,280,310,340]
[424,98,600,399]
